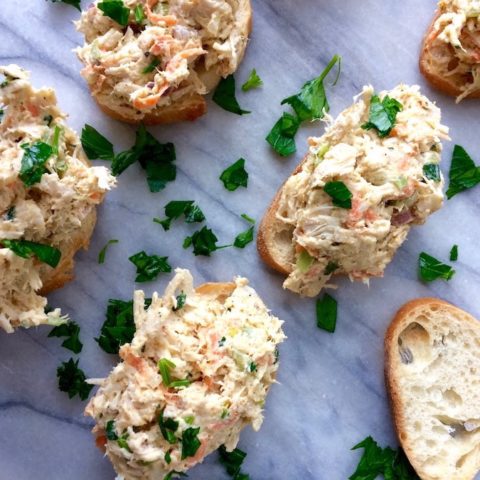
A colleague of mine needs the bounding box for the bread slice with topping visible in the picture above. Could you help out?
[76,0,252,124]
[420,2,480,101]
[385,298,480,480]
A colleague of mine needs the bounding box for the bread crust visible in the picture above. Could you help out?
[92,0,253,124]
[420,11,480,99]
[385,298,480,480]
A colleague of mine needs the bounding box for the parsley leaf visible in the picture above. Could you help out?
[48,0,81,11]
[450,245,458,262]
[129,251,171,282]
[81,125,114,161]
[105,420,118,440]
[281,54,341,122]
[48,321,83,354]
[233,214,255,249]
[446,145,480,199]
[173,292,186,311]
[418,252,455,282]
[423,163,441,182]
[324,261,339,275]
[349,436,419,480]
[98,0,130,26]
[96,297,151,354]
[266,112,300,157]
[98,239,119,264]
[142,58,160,74]
[362,94,403,138]
[219,445,250,479]
[158,409,179,445]
[154,200,205,231]
[19,142,53,187]
[56,358,93,401]
[213,75,250,115]
[158,358,191,388]
[220,158,249,191]
[241,69,263,92]
[184,226,228,256]
[324,181,353,208]
[181,427,201,459]
[2,239,61,268]
[316,293,337,333]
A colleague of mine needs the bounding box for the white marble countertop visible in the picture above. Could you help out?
[1,1,479,479]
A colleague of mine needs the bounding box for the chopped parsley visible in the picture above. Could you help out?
[450,245,458,262]
[158,409,179,444]
[266,112,300,157]
[173,292,186,311]
[362,94,403,138]
[423,163,441,182]
[56,358,93,401]
[316,293,337,333]
[184,226,228,256]
[324,181,353,208]
[220,158,249,191]
[349,436,419,480]
[248,362,257,372]
[181,427,201,459]
[81,124,114,161]
[96,298,151,354]
[5,206,15,221]
[324,261,339,275]
[165,451,172,464]
[281,54,341,122]
[48,0,81,10]
[19,141,53,187]
[98,0,130,26]
[154,200,205,231]
[446,145,480,199]
[48,321,83,354]
[129,251,172,282]
[233,214,255,249]
[105,420,118,440]
[158,358,191,388]
[219,445,250,479]
[134,4,144,22]
[184,416,195,425]
[142,58,160,74]
[241,69,263,92]
[213,75,250,115]
[43,114,53,126]
[98,239,119,264]
[418,252,455,282]
[2,239,61,268]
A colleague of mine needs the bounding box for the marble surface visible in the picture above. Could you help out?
[1,1,479,479]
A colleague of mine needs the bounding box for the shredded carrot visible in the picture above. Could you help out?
[26,103,39,117]
[132,93,162,110]
[95,434,107,452]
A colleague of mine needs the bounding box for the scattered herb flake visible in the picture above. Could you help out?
[423,163,441,182]
[48,321,83,354]
[446,145,480,199]
[98,0,130,26]
[362,94,403,138]
[98,239,119,264]
[158,409,179,445]
[266,112,300,157]
[184,226,228,256]
[173,292,186,311]
[450,245,458,262]
[219,445,250,479]
[56,358,93,400]
[105,420,118,440]
[220,158,249,191]
[2,239,61,268]
[19,142,53,187]
[316,293,337,333]
[234,226,254,249]
[241,69,263,92]
[5,206,15,221]
[165,451,172,464]
[418,252,455,282]
[241,213,255,224]
[158,358,176,386]
[248,362,257,372]
[129,251,171,282]
[181,427,201,459]
[142,58,160,74]
[134,4,144,22]
[213,75,250,115]
[324,181,353,209]
[154,200,205,231]
[81,125,114,161]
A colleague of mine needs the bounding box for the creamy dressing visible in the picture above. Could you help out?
[86,269,285,480]
[277,85,448,297]
[0,65,115,332]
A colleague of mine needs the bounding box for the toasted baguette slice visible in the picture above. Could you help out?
[385,298,480,480]
[420,11,480,100]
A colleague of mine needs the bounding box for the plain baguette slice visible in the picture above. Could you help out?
[385,298,480,480]
[420,12,480,99]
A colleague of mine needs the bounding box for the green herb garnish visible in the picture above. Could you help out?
[248,362,257,372]
[281,54,341,122]
[98,0,130,26]
[324,181,353,208]
[266,112,300,157]
[5,206,15,221]
[349,436,419,480]
[98,239,119,264]
[450,245,458,262]
[105,420,118,440]
[297,250,314,273]
[213,75,250,115]
[154,200,205,231]
[184,416,195,425]
[220,158,249,191]
[241,69,263,92]
[165,451,172,464]
[56,358,93,400]
[423,163,441,182]
[181,427,201,459]
[173,292,186,311]
[418,252,455,282]
[2,239,61,268]
[134,4,144,22]
[219,445,250,479]
[142,58,160,74]
[19,141,53,187]
[158,358,191,388]
[184,226,228,256]
[362,94,403,138]
[446,145,480,199]
[81,125,114,161]
[234,226,254,249]
[129,251,171,282]
[48,321,83,354]
[324,261,339,275]
[158,409,179,445]
[316,293,337,333]
[48,0,81,10]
